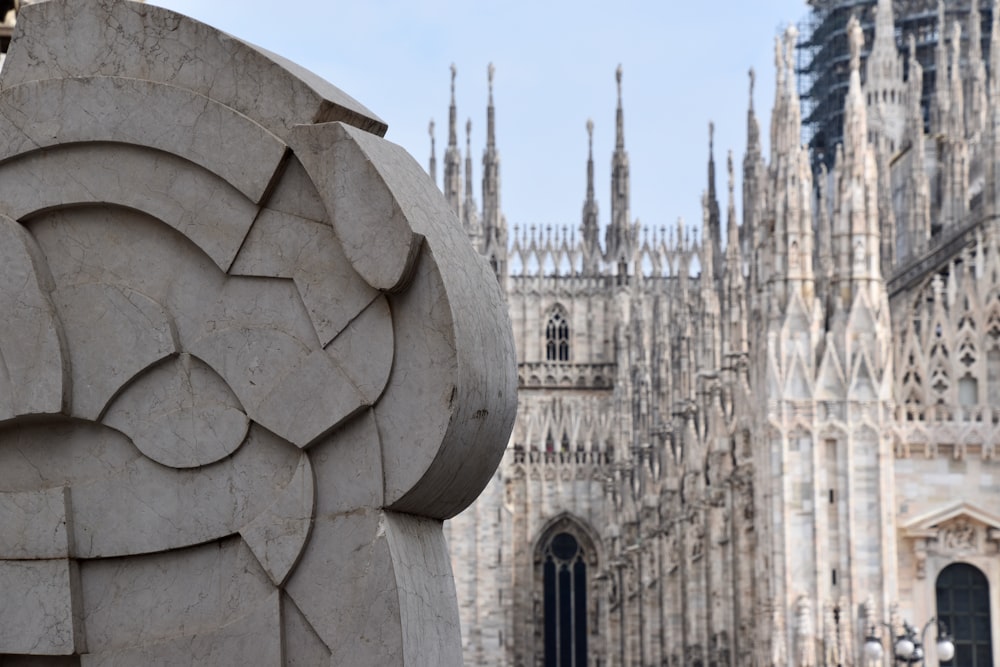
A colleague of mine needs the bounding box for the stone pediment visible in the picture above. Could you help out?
[901,502,1000,577]
[901,501,1000,538]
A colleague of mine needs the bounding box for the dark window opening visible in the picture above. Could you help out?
[543,532,588,667]
[546,310,570,362]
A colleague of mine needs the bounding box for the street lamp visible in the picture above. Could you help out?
[863,618,955,665]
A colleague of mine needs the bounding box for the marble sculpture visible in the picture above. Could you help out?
[0,0,517,664]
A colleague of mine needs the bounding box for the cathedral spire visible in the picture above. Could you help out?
[444,63,463,219]
[941,21,971,228]
[706,122,723,285]
[481,62,506,282]
[843,19,867,163]
[833,15,882,300]
[991,0,1000,106]
[724,150,747,362]
[428,119,437,187]
[744,68,764,296]
[606,64,632,274]
[904,34,931,256]
[581,118,601,272]
[865,0,905,152]
[967,0,988,138]
[933,1,951,134]
[463,118,481,245]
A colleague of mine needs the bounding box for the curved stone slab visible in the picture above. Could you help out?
[5,0,387,138]
[0,144,259,272]
[350,137,517,519]
[0,214,66,419]
[291,123,423,292]
[102,354,248,469]
[0,77,285,204]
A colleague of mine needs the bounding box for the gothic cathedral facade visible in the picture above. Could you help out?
[437,1,1000,665]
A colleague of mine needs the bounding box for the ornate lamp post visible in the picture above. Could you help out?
[863,618,955,665]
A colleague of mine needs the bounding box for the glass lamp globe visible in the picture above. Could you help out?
[863,637,884,661]
[895,637,915,658]
[936,638,955,662]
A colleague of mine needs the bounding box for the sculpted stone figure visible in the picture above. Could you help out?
[0,0,516,664]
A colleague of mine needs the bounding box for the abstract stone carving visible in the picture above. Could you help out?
[0,1,516,664]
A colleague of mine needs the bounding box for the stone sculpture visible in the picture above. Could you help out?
[0,0,517,664]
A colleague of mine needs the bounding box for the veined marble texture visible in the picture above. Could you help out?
[0,1,517,664]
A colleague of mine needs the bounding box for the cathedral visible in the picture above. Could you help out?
[436,0,1000,665]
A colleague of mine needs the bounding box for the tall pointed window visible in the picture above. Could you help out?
[936,563,993,666]
[546,308,570,362]
[540,530,590,667]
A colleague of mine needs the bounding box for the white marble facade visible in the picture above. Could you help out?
[440,1,1000,665]
[0,1,516,665]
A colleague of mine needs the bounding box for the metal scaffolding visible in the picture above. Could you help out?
[797,0,992,171]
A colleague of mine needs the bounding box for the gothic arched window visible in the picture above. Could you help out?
[541,531,589,667]
[936,562,993,666]
[545,308,570,362]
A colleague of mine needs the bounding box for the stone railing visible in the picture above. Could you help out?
[518,361,616,389]
[512,447,613,466]
[897,403,1000,425]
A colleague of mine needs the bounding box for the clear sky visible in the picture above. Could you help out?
[156,0,808,240]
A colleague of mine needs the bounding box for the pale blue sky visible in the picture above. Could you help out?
[158,1,807,238]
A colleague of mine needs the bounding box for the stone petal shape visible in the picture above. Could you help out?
[0,144,259,273]
[0,559,84,655]
[0,486,71,559]
[53,283,177,421]
[102,354,249,469]
[6,0,386,138]
[0,214,66,418]
[290,122,424,292]
[0,77,286,205]
[240,453,314,586]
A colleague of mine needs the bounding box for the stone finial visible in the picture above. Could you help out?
[429,118,435,140]
[749,67,755,109]
[587,117,594,141]
[848,15,863,74]
[466,117,472,140]
[727,150,735,197]
[450,62,456,97]
[488,61,495,100]
[616,63,623,101]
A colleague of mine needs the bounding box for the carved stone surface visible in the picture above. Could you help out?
[0,0,516,664]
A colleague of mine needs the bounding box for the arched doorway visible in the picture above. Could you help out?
[936,562,993,666]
